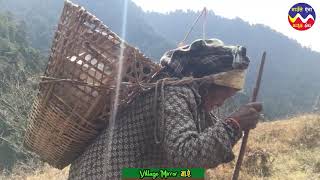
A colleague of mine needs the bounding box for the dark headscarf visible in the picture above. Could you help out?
[154,39,250,79]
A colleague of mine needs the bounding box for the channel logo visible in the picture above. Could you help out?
[288,3,316,31]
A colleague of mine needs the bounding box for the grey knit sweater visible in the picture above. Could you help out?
[68,85,242,180]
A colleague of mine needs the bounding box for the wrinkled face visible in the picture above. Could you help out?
[202,85,239,112]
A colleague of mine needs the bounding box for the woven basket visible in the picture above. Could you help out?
[24,0,160,169]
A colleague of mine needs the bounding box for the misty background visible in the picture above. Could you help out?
[0,0,319,171]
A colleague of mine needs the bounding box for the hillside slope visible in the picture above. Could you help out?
[0,12,45,171]
[0,0,175,59]
[1,0,319,119]
[2,114,319,179]
[208,114,320,179]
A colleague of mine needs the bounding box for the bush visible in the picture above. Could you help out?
[293,117,320,149]
[243,147,274,177]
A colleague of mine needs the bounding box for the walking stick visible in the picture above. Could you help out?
[232,51,267,180]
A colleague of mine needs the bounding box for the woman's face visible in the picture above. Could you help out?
[202,85,238,112]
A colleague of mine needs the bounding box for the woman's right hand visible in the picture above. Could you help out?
[228,102,263,131]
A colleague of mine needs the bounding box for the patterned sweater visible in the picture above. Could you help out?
[68,85,242,180]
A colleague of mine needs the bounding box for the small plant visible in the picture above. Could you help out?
[293,117,320,149]
[314,161,320,173]
[243,147,274,177]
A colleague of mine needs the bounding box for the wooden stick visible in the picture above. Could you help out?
[232,51,267,180]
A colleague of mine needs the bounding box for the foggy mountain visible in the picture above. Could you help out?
[0,0,174,59]
[1,0,319,118]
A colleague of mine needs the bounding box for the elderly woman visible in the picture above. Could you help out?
[68,39,262,180]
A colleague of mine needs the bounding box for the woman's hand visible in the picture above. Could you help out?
[228,102,263,131]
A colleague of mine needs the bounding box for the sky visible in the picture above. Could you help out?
[132,0,320,53]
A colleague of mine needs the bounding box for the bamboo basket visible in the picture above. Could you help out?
[24,0,160,169]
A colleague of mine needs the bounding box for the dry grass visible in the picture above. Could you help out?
[1,114,319,180]
[207,114,320,180]
[0,164,69,180]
